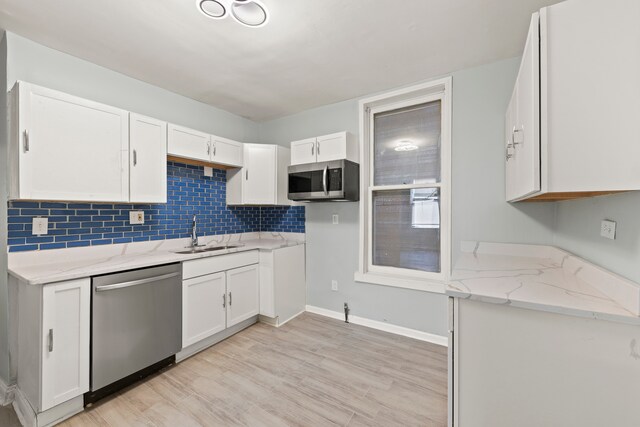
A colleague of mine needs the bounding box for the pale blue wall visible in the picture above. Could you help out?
[259,58,557,336]
[5,33,259,142]
[554,193,640,283]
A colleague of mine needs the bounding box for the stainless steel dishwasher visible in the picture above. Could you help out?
[87,263,181,404]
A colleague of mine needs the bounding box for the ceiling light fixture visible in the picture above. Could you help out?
[198,0,269,28]
[394,140,419,152]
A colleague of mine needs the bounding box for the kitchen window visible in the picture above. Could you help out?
[356,78,451,292]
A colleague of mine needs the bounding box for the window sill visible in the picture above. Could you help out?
[353,271,446,294]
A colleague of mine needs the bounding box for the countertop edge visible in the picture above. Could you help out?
[9,240,305,286]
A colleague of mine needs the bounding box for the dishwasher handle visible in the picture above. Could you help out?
[95,272,180,292]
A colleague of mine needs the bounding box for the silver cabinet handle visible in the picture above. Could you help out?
[133,149,138,166]
[512,126,524,146]
[213,142,217,157]
[207,142,211,156]
[245,170,248,180]
[95,272,180,292]
[23,130,29,152]
[48,329,53,352]
[311,143,314,156]
[316,141,320,155]
[222,294,226,308]
[229,292,232,306]
[323,165,328,195]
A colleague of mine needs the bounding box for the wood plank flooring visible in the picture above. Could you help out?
[40,312,448,426]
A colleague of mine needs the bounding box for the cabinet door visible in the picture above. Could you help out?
[130,114,167,203]
[505,90,519,201]
[244,144,276,204]
[316,132,347,163]
[167,123,211,162]
[211,136,243,167]
[291,137,317,165]
[41,279,90,411]
[226,264,260,328]
[17,83,129,202]
[513,14,541,199]
[182,272,227,348]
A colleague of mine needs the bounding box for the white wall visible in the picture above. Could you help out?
[259,57,557,337]
[5,32,259,142]
[0,32,9,387]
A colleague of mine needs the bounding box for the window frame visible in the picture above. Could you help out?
[355,77,452,293]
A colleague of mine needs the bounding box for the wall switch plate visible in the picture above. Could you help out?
[204,166,213,178]
[601,219,616,240]
[130,211,145,225]
[331,280,338,291]
[332,214,339,225]
[32,217,48,235]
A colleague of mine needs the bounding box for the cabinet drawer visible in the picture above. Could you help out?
[183,250,259,280]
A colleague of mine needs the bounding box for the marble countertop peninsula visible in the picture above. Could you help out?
[447,241,640,325]
[9,232,304,285]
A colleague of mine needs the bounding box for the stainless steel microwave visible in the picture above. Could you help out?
[288,160,359,202]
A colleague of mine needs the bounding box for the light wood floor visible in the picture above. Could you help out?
[19,312,449,426]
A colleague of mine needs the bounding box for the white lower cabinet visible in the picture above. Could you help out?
[226,264,260,327]
[259,245,306,325]
[18,278,90,412]
[182,251,260,350]
[182,272,227,348]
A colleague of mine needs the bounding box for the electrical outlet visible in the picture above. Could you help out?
[32,217,48,235]
[331,280,338,291]
[204,166,213,177]
[601,219,616,240]
[129,211,145,225]
[332,214,339,225]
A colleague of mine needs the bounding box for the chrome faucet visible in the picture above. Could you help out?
[191,214,198,248]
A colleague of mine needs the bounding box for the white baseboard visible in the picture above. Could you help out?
[305,305,448,347]
[0,377,16,406]
[12,387,34,427]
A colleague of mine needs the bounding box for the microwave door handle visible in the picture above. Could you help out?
[323,165,328,195]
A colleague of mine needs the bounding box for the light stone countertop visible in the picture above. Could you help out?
[8,232,304,285]
[447,242,640,325]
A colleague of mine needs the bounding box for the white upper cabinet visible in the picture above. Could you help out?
[505,14,540,201]
[129,114,167,203]
[227,144,290,206]
[167,124,211,163]
[9,82,130,202]
[290,131,358,165]
[211,136,243,167]
[290,137,317,165]
[168,124,244,168]
[316,132,357,163]
[507,0,640,201]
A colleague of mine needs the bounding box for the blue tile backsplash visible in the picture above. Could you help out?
[7,161,305,252]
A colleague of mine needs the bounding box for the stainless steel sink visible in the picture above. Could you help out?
[173,244,244,255]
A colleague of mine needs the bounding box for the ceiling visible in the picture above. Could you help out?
[0,0,560,121]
